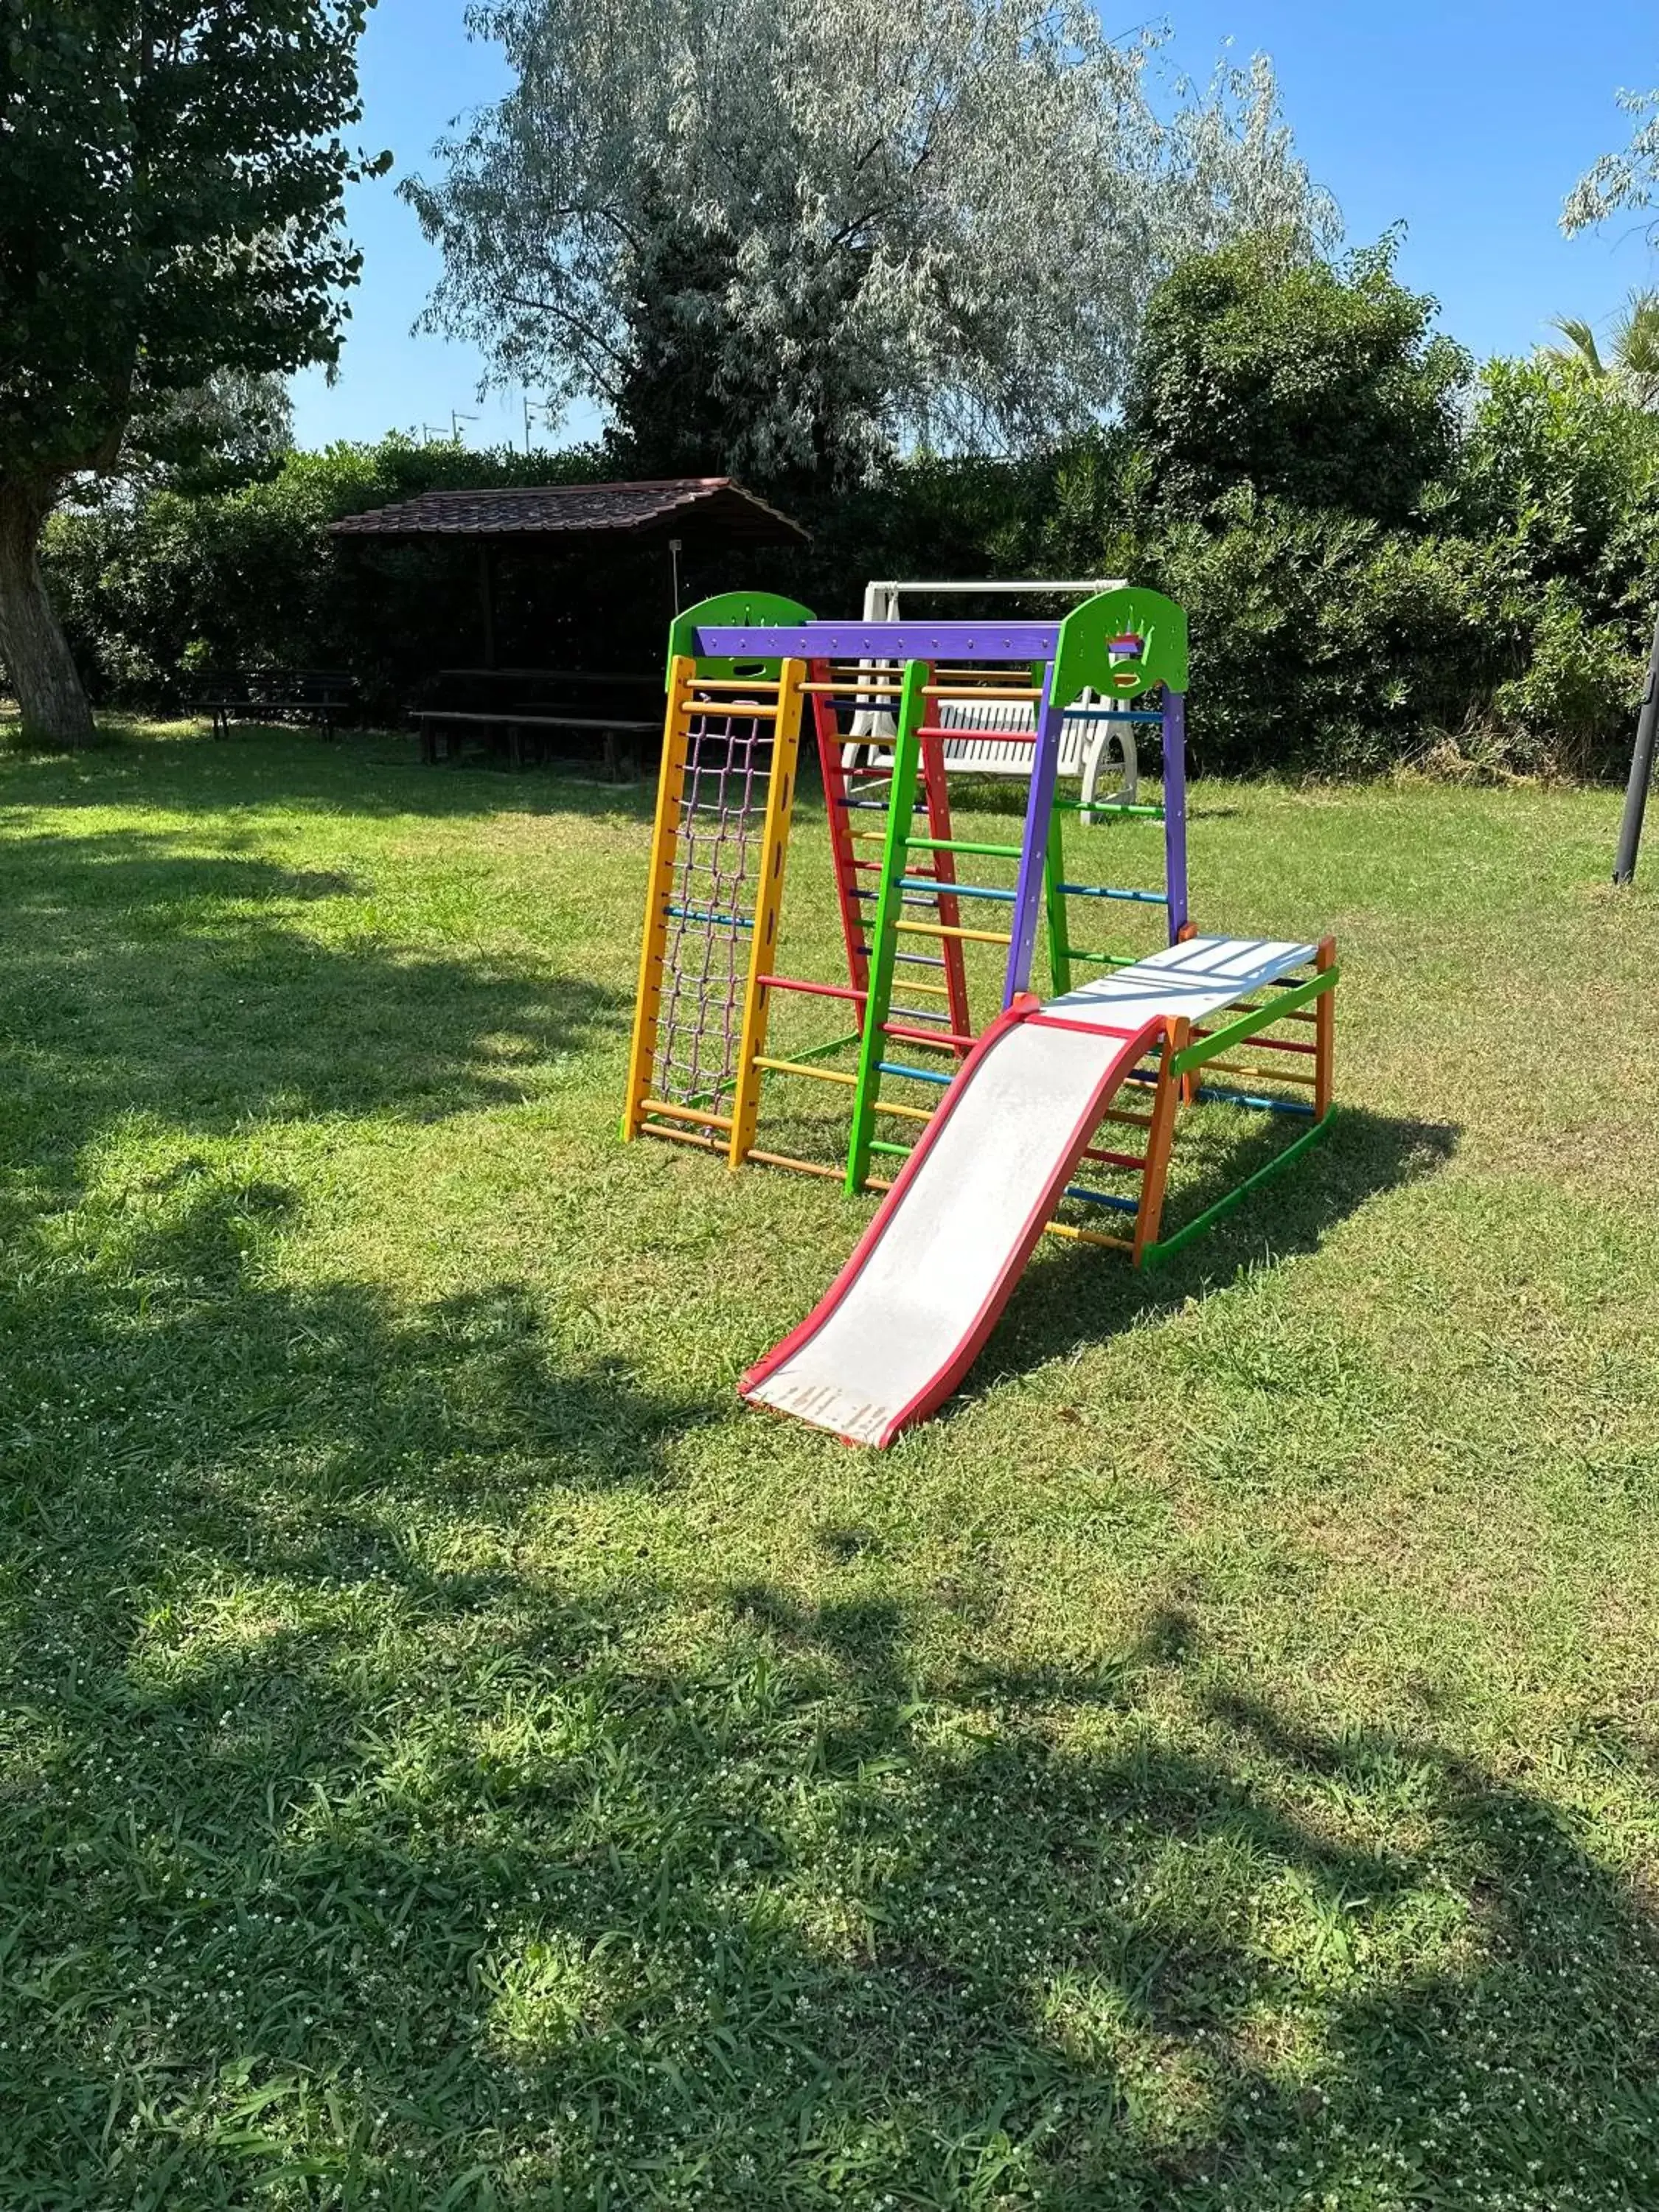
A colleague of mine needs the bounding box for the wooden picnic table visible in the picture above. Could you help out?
[185,667,357,740]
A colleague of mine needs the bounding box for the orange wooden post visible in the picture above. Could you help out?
[1175,919,1199,1100]
[1133,1015,1188,1263]
[1314,935,1337,1121]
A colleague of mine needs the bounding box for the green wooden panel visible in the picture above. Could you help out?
[664,591,815,682]
[1170,967,1339,1078]
[1052,586,1188,709]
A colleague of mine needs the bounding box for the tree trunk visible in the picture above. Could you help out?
[0,476,96,748]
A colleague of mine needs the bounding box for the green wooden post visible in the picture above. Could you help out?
[1043,801,1072,996]
[846,658,928,1194]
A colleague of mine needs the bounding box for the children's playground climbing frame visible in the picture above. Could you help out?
[623,587,1338,1284]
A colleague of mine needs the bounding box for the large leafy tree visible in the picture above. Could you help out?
[0,1,383,745]
[403,0,1338,488]
[1126,232,1470,526]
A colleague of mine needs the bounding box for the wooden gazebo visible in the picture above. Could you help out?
[328,476,808,664]
[326,476,809,771]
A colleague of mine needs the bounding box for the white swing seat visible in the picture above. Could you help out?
[846,695,1140,811]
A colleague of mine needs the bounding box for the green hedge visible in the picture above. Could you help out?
[42,439,660,720]
[40,288,1659,778]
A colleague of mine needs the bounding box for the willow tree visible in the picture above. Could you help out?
[0,1,383,745]
[404,0,1338,485]
[1566,84,1659,240]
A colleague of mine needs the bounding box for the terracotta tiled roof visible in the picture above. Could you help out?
[327,476,807,543]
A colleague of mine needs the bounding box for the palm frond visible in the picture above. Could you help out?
[1612,289,1659,377]
[1546,314,1606,373]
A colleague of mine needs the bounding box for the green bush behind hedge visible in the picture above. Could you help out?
[40,240,1659,778]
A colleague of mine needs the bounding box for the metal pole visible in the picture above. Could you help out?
[1613,604,1659,883]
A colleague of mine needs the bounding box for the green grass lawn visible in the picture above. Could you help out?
[2,721,1658,2210]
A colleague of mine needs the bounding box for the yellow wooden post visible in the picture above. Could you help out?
[728,658,807,1167]
[1133,1016,1188,1264]
[1314,935,1337,1121]
[622,655,697,1139]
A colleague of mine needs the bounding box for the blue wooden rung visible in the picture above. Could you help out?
[667,903,752,931]
[897,877,1016,901]
[1057,883,1166,905]
[1197,1085,1317,1119]
[877,1060,953,1087]
[1062,1183,1140,1214]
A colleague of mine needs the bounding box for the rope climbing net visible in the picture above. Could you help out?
[650,706,773,1107]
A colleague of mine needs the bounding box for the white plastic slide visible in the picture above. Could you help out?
[740,937,1315,1447]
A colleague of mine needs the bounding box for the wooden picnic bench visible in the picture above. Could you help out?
[412,669,659,778]
[186,668,357,741]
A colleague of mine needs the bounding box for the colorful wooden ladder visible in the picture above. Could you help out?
[622,649,808,1166]
[845,660,1031,1193]
[810,663,970,1038]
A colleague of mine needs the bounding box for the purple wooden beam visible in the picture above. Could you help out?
[694,621,1060,661]
[1163,689,1189,941]
[1004,670,1066,1006]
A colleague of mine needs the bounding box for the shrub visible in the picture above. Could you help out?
[790,438,1142,613]
[1451,358,1659,773]
[1455,355,1659,588]
[42,438,615,714]
[1127,232,1471,526]
[35,301,1659,782]
[1141,492,1485,775]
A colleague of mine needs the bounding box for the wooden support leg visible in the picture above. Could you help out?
[1133,1017,1187,1265]
[1315,935,1336,1120]
[1175,919,1199,1102]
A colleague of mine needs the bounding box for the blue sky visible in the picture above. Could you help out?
[291,0,1659,453]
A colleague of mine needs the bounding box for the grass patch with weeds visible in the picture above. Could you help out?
[1,722,1657,2208]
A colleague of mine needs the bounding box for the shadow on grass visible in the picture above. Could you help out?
[0,830,624,1197]
[0,737,1646,2205]
[3,1231,1655,2212]
[970,1105,1459,1416]
[0,1143,717,2197]
[0,1101,1632,2212]
[0,720,658,827]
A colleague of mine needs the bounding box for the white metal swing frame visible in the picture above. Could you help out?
[848,578,1140,812]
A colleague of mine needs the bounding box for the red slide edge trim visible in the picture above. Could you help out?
[1024,1012,1141,1040]
[737,995,1040,1401]
[872,1011,1169,1445]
